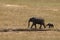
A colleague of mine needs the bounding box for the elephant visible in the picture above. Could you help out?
[28,17,46,29]
[46,23,54,28]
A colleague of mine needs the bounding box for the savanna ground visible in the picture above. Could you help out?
[0,0,60,40]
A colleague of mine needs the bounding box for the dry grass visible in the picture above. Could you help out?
[0,31,60,40]
[0,3,60,29]
[0,0,60,40]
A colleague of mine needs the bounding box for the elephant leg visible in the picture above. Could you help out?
[34,24,36,29]
[39,25,42,29]
[49,26,50,28]
[43,24,46,28]
[31,24,34,29]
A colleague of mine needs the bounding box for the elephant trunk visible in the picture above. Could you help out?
[28,20,30,28]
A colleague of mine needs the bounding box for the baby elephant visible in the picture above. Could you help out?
[46,23,54,28]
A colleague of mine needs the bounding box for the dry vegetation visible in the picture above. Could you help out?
[0,0,60,40]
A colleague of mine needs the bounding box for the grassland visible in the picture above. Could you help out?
[0,0,60,40]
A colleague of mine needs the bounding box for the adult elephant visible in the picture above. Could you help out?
[28,17,46,29]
